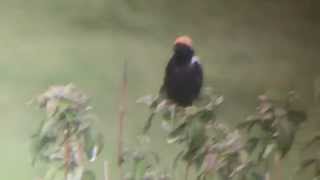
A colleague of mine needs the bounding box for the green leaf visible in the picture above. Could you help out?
[143,112,155,134]
[136,95,157,107]
[246,138,259,153]
[183,122,207,163]
[305,135,320,149]
[30,135,55,165]
[256,140,268,162]
[262,143,275,159]
[40,118,59,138]
[167,122,187,144]
[65,111,77,122]
[299,158,318,171]
[198,110,215,123]
[237,116,259,132]
[84,129,104,162]
[229,163,248,178]
[193,148,208,170]
[185,106,199,116]
[214,96,224,106]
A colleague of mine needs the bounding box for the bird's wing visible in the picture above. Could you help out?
[159,58,175,96]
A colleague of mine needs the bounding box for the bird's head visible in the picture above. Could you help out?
[174,35,192,47]
[173,35,194,64]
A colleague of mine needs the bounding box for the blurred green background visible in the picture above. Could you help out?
[0,0,319,179]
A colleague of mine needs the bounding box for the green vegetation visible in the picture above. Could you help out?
[131,89,307,180]
[31,84,103,180]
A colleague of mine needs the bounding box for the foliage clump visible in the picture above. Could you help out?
[238,91,307,160]
[136,89,308,180]
[31,84,103,180]
[137,88,253,180]
[237,91,307,179]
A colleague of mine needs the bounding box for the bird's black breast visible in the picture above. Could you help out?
[163,59,203,106]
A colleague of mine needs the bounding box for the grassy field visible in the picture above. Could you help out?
[0,0,319,179]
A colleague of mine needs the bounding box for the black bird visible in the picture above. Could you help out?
[161,36,203,107]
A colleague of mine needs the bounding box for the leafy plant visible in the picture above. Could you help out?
[137,88,254,180]
[137,88,308,180]
[30,84,104,180]
[237,91,307,179]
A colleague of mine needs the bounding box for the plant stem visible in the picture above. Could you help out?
[274,153,283,180]
[265,172,270,180]
[104,160,110,180]
[117,61,128,180]
[64,128,71,180]
[77,143,84,166]
[185,162,191,180]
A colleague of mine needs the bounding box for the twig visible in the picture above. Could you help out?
[117,61,128,180]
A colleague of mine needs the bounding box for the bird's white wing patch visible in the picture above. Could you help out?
[191,56,200,65]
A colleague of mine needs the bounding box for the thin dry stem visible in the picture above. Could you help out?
[185,162,191,180]
[104,160,110,180]
[117,61,128,180]
[64,130,71,180]
[274,153,283,180]
[77,143,84,166]
[265,172,270,180]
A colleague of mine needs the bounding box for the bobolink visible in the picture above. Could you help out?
[161,36,203,106]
